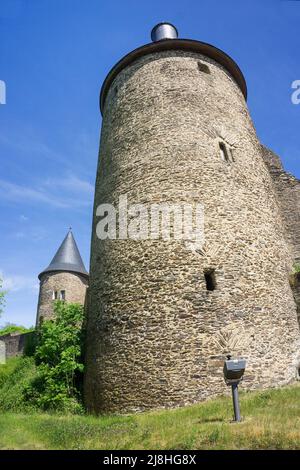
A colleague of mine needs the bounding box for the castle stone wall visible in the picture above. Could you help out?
[261,146,300,262]
[36,271,88,324]
[261,145,300,326]
[0,331,34,359]
[85,51,300,413]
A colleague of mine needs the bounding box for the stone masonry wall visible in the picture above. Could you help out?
[85,50,300,413]
[0,331,34,359]
[261,146,300,262]
[262,145,300,326]
[36,271,88,324]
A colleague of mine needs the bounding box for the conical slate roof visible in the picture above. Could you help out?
[38,230,89,280]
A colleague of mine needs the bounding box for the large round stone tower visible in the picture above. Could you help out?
[84,24,300,413]
[36,230,89,324]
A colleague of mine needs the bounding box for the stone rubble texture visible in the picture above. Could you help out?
[261,146,300,325]
[84,50,300,413]
[0,331,34,360]
[36,271,88,323]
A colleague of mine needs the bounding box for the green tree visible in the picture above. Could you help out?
[0,278,6,318]
[26,301,85,413]
[0,324,34,336]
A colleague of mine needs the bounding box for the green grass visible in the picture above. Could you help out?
[0,380,299,449]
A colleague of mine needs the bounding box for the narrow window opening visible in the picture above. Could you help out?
[197,61,210,74]
[60,290,66,301]
[52,291,58,300]
[219,142,229,162]
[204,269,216,291]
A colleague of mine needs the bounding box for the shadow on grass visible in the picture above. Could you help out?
[197,417,225,424]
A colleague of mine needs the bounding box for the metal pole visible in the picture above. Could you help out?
[231,383,241,422]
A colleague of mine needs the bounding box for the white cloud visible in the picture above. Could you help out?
[0,174,94,209]
[10,227,48,242]
[12,231,26,239]
[0,179,69,208]
[0,131,68,166]
[44,174,94,195]
[0,272,38,292]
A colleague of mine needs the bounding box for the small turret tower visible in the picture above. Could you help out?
[36,230,89,324]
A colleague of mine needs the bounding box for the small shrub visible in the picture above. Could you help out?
[293,263,300,274]
[288,264,300,288]
[24,331,38,357]
[25,301,85,413]
[0,324,34,336]
[0,278,6,318]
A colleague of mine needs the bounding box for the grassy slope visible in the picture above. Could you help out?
[0,383,299,450]
[0,357,37,412]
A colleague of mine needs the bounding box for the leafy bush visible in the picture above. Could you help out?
[23,331,38,356]
[0,278,6,317]
[293,263,300,274]
[0,302,85,414]
[289,263,300,288]
[0,323,34,336]
[25,301,85,413]
[0,356,38,412]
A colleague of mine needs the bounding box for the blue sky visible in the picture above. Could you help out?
[0,0,299,327]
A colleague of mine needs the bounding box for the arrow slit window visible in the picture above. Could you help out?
[219,142,234,163]
[204,269,216,291]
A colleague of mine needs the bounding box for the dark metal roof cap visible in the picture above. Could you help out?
[151,23,178,42]
[38,230,89,280]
